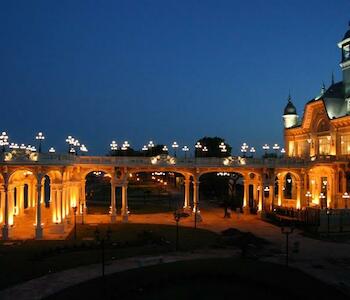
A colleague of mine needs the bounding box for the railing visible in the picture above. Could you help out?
[0,152,348,168]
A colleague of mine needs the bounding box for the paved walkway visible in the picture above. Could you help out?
[2,207,350,297]
[0,249,235,300]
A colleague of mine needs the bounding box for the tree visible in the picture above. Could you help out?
[195,136,232,157]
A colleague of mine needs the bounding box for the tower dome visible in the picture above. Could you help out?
[282,94,298,128]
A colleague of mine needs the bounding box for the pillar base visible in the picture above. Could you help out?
[121,212,128,223]
[193,211,202,222]
[110,214,117,223]
[2,225,10,240]
[243,206,250,214]
[50,223,65,234]
[35,225,43,240]
[183,206,192,213]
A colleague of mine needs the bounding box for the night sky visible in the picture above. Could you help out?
[1,1,350,155]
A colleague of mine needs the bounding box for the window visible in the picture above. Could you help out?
[343,43,350,61]
[288,141,295,157]
[318,136,330,155]
[341,135,350,155]
[297,140,308,157]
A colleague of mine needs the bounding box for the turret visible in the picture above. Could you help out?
[338,22,350,98]
[283,94,298,128]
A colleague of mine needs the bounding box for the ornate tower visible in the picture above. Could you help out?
[283,94,298,128]
[338,23,350,99]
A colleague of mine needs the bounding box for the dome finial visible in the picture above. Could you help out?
[331,71,335,85]
[287,90,292,102]
[321,81,326,95]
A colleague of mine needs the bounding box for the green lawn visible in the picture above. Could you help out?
[46,257,348,300]
[0,223,221,290]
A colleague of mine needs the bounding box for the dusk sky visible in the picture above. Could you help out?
[1,0,350,155]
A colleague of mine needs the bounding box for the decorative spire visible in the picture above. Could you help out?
[331,71,335,85]
[321,81,325,95]
[287,90,292,102]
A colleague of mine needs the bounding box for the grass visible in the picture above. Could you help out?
[46,257,348,300]
[0,223,221,290]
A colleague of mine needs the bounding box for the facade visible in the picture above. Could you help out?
[283,25,350,210]
[1,26,350,240]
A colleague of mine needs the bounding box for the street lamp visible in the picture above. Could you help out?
[49,147,56,153]
[162,145,168,153]
[121,141,130,155]
[240,142,249,157]
[148,140,155,156]
[202,146,208,156]
[281,226,294,267]
[0,131,9,152]
[195,142,202,157]
[249,147,256,157]
[142,145,148,156]
[80,144,88,155]
[172,141,179,157]
[280,148,286,157]
[110,141,118,155]
[35,132,45,153]
[272,143,280,156]
[182,145,189,159]
[262,144,270,156]
[305,191,312,206]
[66,136,75,154]
[343,192,350,209]
[320,192,326,209]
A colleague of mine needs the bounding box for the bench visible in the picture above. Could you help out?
[135,256,164,267]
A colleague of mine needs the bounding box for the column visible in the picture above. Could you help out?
[8,188,14,225]
[258,185,263,212]
[80,180,86,214]
[243,180,250,214]
[0,188,4,223]
[110,180,117,223]
[35,174,43,239]
[183,178,191,209]
[2,178,9,240]
[121,183,128,222]
[278,179,283,206]
[18,185,24,215]
[296,180,301,209]
[57,186,63,223]
[51,186,57,223]
[192,179,202,221]
[269,183,274,210]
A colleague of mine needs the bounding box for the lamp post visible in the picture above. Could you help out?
[240,142,248,157]
[280,148,286,157]
[173,210,182,251]
[320,192,326,209]
[172,141,179,157]
[272,143,280,156]
[49,147,56,153]
[202,146,208,156]
[110,141,118,156]
[195,142,202,157]
[80,144,88,155]
[281,226,294,267]
[0,132,9,152]
[182,145,189,159]
[249,147,256,158]
[162,145,168,154]
[343,192,350,209]
[121,141,130,156]
[142,145,148,156]
[94,227,112,278]
[148,140,155,156]
[73,205,77,240]
[35,132,45,153]
[262,144,270,156]
[305,191,312,207]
